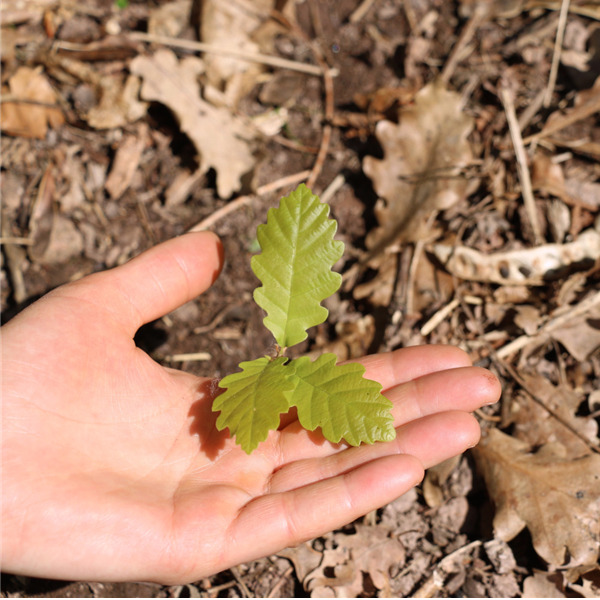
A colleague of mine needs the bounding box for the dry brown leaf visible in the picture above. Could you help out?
[511,374,598,458]
[1,66,64,139]
[522,571,567,598]
[148,0,192,38]
[473,428,600,567]
[431,227,600,285]
[85,74,148,130]
[105,126,148,200]
[551,307,600,361]
[130,49,255,198]
[305,525,406,597]
[198,0,278,107]
[278,542,323,583]
[363,80,474,252]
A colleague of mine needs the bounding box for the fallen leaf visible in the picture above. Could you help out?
[522,571,567,598]
[198,0,278,107]
[84,73,147,130]
[511,374,597,458]
[148,0,192,38]
[362,79,474,252]
[105,125,148,200]
[305,525,406,597]
[551,307,600,361]
[473,428,600,567]
[131,49,255,198]
[1,66,64,139]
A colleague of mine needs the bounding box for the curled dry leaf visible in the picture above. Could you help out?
[130,49,255,198]
[431,227,600,285]
[198,0,278,107]
[362,79,474,252]
[305,525,406,598]
[1,66,64,139]
[473,428,600,568]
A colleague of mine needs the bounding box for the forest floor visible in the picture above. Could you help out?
[1,0,600,597]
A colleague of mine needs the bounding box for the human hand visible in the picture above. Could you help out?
[1,231,500,584]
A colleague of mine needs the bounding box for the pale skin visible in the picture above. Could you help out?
[1,231,501,584]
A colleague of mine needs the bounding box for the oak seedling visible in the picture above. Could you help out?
[212,184,396,454]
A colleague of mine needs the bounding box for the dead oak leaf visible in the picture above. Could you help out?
[362,79,474,252]
[130,49,255,198]
[1,66,64,139]
[305,525,405,597]
[473,428,600,568]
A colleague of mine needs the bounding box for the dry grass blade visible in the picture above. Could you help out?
[499,80,543,245]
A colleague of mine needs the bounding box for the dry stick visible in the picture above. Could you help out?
[267,566,294,598]
[459,297,600,455]
[187,170,311,232]
[440,5,486,84]
[127,32,326,77]
[496,289,600,359]
[350,0,377,22]
[499,82,544,245]
[320,173,345,204]
[544,0,571,107]
[0,236,33,245]
[523,91,600,144]
[305,1,335,190]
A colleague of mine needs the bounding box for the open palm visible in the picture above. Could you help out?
[1,231,500,584]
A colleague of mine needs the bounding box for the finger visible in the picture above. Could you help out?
[359,345,473,391]
[270,411,479,494]
[389,365,501,424]
[228,453,424,565]
[276,364,498,463]
[60,232,224,334]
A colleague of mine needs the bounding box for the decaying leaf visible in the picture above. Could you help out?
[198,0,279,107]
[550,307,600,361]
[130,49,255,198]
[85,74,148,130]
[511,374,598,458]
[306,525,406,597]
[473,428,600,567]
[362,79,474,252]
[431,226,600,285]
[1,66,64,139]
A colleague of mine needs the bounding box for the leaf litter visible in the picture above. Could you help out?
[2,0,600,597]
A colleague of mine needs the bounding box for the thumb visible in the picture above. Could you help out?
[60,231,224,335]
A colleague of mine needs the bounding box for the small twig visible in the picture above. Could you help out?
[350,0,377,22]
[441,5,486,83]
[125,32,326,76]
[165,352,212,362]
[524,91,600,144]
[230,566,253,598]
[187,170,310,232]
[413,541,482,597]
[459,296,600,455]
[544,0,571,107]
[320,173,345,204]
[420,295,482,337]
[496,289,600,359]
[499,80,544,245]
[267,566,294,598]
[0,236,34,246]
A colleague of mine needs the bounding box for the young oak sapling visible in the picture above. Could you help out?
[212,184,396,454]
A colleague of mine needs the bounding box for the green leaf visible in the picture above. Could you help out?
[251,184,344,349]
[214,357,294,454]
[289,354,396,446]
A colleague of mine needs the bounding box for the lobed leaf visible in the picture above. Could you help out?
[289,354,396,446]
[251,184,344,349]
[214,357,294,454]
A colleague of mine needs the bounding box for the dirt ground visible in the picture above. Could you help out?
[2,0,600,597]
